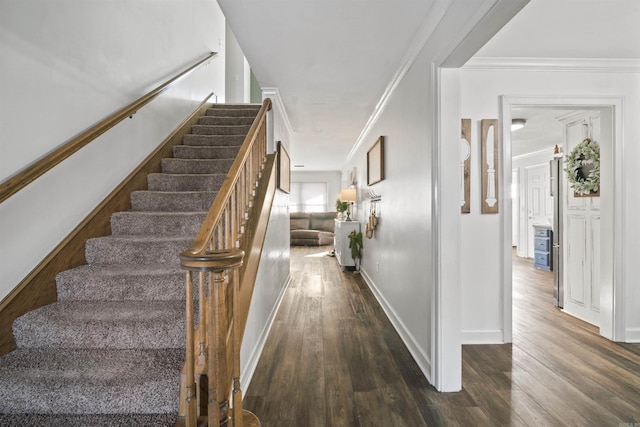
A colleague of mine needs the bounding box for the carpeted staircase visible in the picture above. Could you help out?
[0,104,261,426]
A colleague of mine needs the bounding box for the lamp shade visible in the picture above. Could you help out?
[341,188,356,202]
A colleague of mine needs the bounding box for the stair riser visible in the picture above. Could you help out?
[209,104,261,109]
[191,125,251,135]
[0,348,182,415]
[198,116,254,126]
[57,270,187,301]
[205,108,260,117]
[130,191,215,212]
[111,212,207,237]
[85,237,192,266]
[173,145,240,159]
[161,158,234,174]
[182,134,245,147]
[147,174,226,192]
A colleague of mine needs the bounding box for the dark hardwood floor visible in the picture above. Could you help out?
[243,246,640,426]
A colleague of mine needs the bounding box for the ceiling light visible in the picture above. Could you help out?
[511,118,527,131]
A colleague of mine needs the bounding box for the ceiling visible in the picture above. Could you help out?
[510,108,571,158]
[219,0,640,169]
[480,0,640,158]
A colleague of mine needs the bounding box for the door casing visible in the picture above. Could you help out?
[500,95,624,342]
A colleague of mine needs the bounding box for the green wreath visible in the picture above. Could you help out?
[564,138,600,195]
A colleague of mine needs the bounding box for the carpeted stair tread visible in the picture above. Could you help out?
[111,211,207,237]
[130,190,216,212]
[0,413,177,427]
[161,158,235,174]
[181,134,246,147]
[0,348,182,414]
[13,301,184,349]
[56,264,185,301]
[173,145,241,159]
[85,235,193,266]
[198,116,254,126]
[147,172,226,192]
[190,124,251,136]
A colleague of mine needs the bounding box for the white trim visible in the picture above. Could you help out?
[500,95,625,342]
[625,328,640,343]
[464,57,640,73]
[499,98,513,343]
[461,330,504,344]
[345,1,451,163]
[439,0,530,67]
[360,268,432,382]
[433,67,463,392]
[432,64,443,391]
[261,87,294,138]
[241,274,291,389]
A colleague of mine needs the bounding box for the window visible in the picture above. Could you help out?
[289,182,327,212]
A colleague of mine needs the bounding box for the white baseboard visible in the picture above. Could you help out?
[241,273,291,388]
[360,268,432,383]
[625,328,640,343]
[461,330,504,344]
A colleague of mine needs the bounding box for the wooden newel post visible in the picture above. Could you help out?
[179,249,260,427]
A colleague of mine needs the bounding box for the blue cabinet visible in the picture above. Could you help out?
[533,225,552,271]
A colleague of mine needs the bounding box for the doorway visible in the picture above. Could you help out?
[500,96,624,342]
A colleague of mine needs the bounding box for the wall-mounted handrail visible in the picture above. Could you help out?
[0,52,217,205]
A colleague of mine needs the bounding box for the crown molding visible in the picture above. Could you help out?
[345,1,452,163]
[463,57,640,73]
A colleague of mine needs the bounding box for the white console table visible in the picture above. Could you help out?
[334,220,361,267]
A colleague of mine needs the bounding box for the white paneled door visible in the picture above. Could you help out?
[562,113,601,326]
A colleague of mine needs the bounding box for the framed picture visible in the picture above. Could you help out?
[277,141,290,193]
[367,136,384,186]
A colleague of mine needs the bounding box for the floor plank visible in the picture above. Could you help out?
[243,246,640,426]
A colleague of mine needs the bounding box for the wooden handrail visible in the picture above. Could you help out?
[178,98,273,427]
[0,52,217,205]
[181,98,272,257]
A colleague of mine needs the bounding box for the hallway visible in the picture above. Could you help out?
[243,246,640,426]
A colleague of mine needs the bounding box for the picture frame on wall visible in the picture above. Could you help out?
[367,136,385,186]
[277,141,290,193]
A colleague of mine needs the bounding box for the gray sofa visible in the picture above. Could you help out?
[290,212,336,246]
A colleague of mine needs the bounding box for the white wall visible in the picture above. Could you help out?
[340,46,435,386]
[225,24,250,103]
[0,0,227,302]
[459,64,640,343]
[241,88,292,386]
[241,189,290,386]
